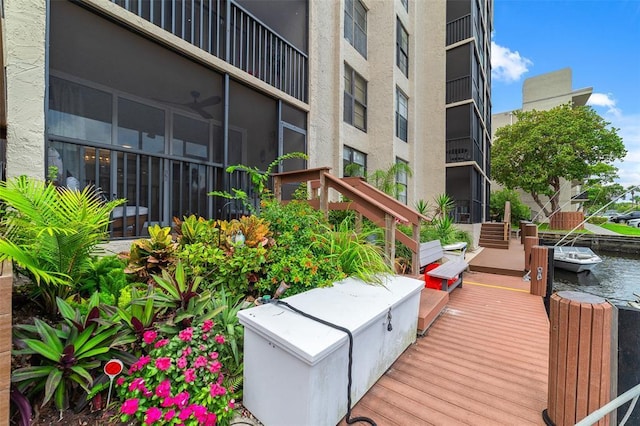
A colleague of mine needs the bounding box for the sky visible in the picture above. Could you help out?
[491,0,640,190]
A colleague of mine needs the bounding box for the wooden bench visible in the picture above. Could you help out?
[419,240,468,293]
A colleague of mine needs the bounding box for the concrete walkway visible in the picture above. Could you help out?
[583,223,620,235]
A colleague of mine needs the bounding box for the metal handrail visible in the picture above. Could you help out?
[575,383,640,426]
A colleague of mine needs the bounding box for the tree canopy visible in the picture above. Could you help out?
[491,103,626,217]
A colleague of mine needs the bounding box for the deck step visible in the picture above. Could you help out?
[479,239,510,249]
[417,288,448,335]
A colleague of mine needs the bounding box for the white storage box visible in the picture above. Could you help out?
[238,275,423,426]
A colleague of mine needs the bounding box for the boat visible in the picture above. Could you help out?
[553,246,602,273]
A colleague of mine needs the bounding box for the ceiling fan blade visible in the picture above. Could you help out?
[198,95,221,107]
[191,105,213,119]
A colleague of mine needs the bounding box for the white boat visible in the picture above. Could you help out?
[554,246,602,273]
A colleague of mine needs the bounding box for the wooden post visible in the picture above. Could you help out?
[273,175,282,202]
[412,222,420,275]
[520,220,529,244]
[545,291,615,426]
[525,223,538,238]
[530,246,548,296]
[319,172,328,218]
[0,262,12,424]
[524,236,539,271]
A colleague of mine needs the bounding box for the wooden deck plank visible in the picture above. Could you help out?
[343,274,549,425]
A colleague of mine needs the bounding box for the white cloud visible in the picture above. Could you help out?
[606,111,640,188]
[490,41,533,83]
[587,93,621,117]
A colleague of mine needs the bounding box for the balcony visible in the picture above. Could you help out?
[446,76,471,104]
[446,137,472,163]
[446,14,471,46]
[111,0,307,102]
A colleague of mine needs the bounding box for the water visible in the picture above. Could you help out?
[553,251,640,305]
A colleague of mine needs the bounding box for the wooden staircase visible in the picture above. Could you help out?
[479,222,510,249]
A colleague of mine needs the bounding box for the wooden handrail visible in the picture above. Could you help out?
[271,168,425,273]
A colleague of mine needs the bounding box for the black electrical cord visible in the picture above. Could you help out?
[270,299,377,426]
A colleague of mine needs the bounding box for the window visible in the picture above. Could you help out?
[396,88,408,142]
[396,158,408,204]
[400,0,408,11]
[344,64,367,131]
[344,0,367,57]
[343,146,367,177]
[396,19,409,76]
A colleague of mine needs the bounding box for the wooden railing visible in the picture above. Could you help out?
[272,168,428,274]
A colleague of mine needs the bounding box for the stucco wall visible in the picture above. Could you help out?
[4,0,47,179]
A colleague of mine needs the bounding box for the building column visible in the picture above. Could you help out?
[4,0,47,179]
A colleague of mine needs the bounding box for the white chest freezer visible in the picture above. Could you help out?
[238,275,423,426]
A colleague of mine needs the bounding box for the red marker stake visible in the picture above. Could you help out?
[104,359,123,409]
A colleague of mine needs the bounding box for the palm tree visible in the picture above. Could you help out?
[367,162,413,200]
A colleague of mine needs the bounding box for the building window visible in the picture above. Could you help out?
[396,88,408,142]
[396,158,408,204]
[344,0,367,58]
[343,146,367,177]
[344,64,367,131]
[400,0,408,12]
[396,19,408,77]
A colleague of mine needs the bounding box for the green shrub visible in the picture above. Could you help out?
[490,189,531,224]
[587,216,609,225]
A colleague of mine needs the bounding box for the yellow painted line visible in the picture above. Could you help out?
[464,280,529,293]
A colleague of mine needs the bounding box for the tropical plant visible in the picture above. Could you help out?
[320,219,392,284]
[116,286,163,338]
[174,215,217,246]
[208,152,308,213]
[492,103,626,218]
[151,261,211,314]
[123,225,177,284]
[0,176,124,315]
[76,256,130,307]
[414,199,430,216]
[116,324,237,425]
[367,162,413,199]
[432,193,455,220]
[208,290,245,383]
[12,298,133,415]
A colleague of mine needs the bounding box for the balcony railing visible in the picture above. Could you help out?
[446,14,471,46]
[446,76,471,104]
[111,0,307,102]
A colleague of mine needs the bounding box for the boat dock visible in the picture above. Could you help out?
[341,242,550,425]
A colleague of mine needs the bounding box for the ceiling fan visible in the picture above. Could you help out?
[159,90,221,119]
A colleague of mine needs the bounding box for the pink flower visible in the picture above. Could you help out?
[179,327,193,342]
[142,330,158,344]
[164,409,176,421]
[209,351,219,360]
[210,383,226,397]
[174,391,190,408]
[194,356,208,368]
[184,368,196,383]
[205,413,218,425]
[155,379,171,398]
[144,406,163,425]
[182,346,192,356]
[228,399,236,409]
[178,406,193,421]
[161,397,174,407]
[215,334,225,344]
[116,376,125,386]
[177,356,188,369]
[191,404,207,422]
[121,398,139,415]
[208,360,222,374]
[129,378,145,392]
[130,355,151,373]
[155,357,172,371]
[202,319,214,332]
[154,338,169,348]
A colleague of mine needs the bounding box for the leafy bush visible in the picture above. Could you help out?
[587,216,608,225]
[116,324,237,425]
[490,189,531,225]
[124,225,177,284]
[12,298,134,414]
[77,256,129,307]
[0,176,123,315]
[256,200,345,297]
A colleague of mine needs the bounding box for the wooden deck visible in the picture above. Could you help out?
[469,238,526,276]
[340,272,549,426]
